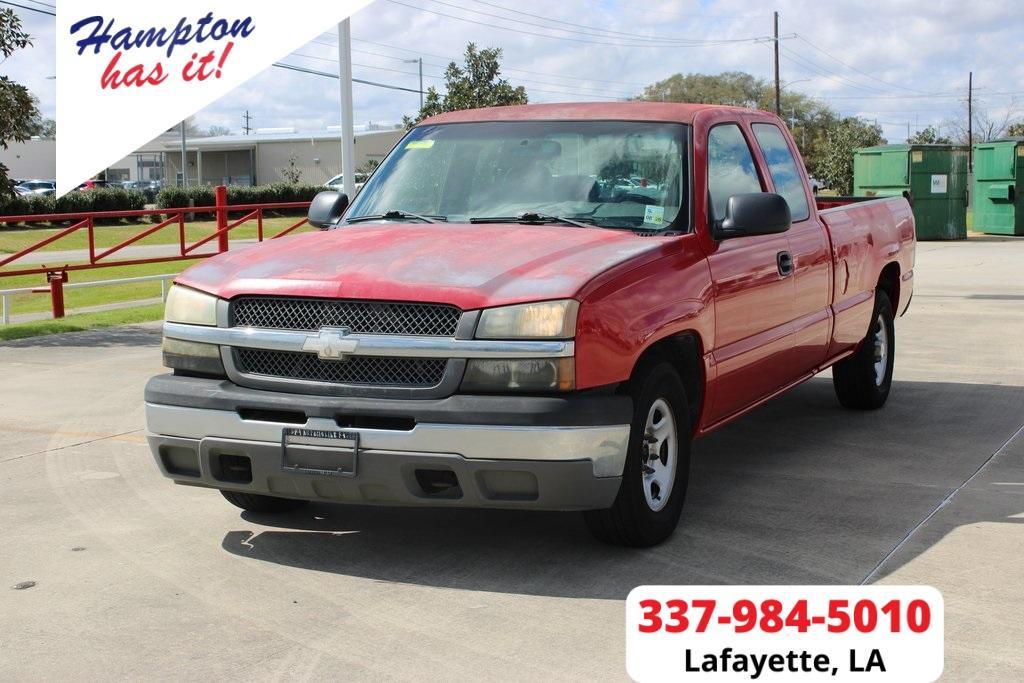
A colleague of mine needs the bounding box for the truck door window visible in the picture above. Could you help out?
[752,123,810,222]
[707,124,764,221]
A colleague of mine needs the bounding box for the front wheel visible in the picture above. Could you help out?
[832,290,895,410]
[583,361,691,547]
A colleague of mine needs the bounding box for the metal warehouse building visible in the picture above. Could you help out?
[106,127,405,186]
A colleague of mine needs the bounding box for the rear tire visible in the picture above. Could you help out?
[220,490,308,513]
[584,361,691,547]
[833,290,895,410]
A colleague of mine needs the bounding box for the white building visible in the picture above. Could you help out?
[110,128,405,186]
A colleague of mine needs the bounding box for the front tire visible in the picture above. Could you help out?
[584,361,691,547]
[220,490,308,513]
[832,290,895,410]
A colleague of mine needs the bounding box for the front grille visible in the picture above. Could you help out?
[231,297,461,336]
[234,348,447,387]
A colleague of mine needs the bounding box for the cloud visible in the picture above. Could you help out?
[6,0,1024,142]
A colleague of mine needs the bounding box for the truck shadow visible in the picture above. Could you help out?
[221,377,1024,599]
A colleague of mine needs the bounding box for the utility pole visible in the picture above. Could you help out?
[773,11,781,116]
[967,71,973,172]
[243,110,253,135]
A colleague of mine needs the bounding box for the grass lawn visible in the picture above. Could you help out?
[0,214,313,254]
[0,303,164,342]
[0,260,203,316]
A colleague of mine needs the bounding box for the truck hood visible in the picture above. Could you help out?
[175,223,666,309]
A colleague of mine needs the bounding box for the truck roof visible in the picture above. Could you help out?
[419,102,755,126]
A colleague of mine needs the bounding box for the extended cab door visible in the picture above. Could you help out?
[702,121,797,423]
[749,122,833,374]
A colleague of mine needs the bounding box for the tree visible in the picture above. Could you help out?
[809,117,885,195]
[0,8,39,197]
[638,71,836,174]
[356,159,380,175]
[943,101,1022,144]
[1007,121,1024,137]
[281,154,302,183]
[907,126,951,144]
[30,116,56,138]
[206,125,231,137]
[403,43,527,127]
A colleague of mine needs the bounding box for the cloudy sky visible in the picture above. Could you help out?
[5,0,1024,143]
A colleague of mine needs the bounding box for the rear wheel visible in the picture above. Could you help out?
[584,361,691,547]
[833,290,895,410]
[220,490,308,513]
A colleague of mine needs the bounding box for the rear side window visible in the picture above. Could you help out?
[752,123,810,222]
[707,124,763,221]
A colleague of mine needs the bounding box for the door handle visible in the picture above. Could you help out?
[777,250,793,277]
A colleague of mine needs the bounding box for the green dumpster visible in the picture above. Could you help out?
[973,139,1024,236]
[853,144,968,240]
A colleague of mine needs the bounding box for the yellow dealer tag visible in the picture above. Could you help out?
[911,150,923,163]
[405,140,435,149]
[1018,145,1024,157]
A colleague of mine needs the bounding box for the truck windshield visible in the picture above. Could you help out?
[344,120,689,231]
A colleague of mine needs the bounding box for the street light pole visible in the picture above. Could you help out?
[773,11,781,116]
[180,120,188,187]
[337,20,356,198]
[404,58,424,110]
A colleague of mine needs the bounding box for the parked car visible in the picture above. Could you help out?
[120,179,161,201]
[146,103,915,546]
[324,172,368,193]
[15,179,56,196]
[76,179,111,191]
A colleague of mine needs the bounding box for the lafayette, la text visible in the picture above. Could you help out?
[683,648,887,678]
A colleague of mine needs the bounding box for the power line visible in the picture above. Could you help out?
[385,0,770,48]
[288,49,638,98]
[347,37,649,87]
[461,0,752,45]
[0,1,55,16]
[272,62,425,94]
[793,34,930,95]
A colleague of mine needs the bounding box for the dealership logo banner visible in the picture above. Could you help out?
[56,0,374,196]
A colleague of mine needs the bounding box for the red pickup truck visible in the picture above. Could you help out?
[146,103,914,546]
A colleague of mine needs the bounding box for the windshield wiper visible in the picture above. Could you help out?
[469,212,595,229]
[346,210,446,224]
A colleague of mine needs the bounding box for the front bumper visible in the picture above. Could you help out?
[145,375,631,511]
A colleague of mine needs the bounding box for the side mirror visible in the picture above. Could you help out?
[715,192,791,239]
[308,191,350,229]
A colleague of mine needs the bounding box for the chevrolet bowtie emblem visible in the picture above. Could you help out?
[302,327,359,361]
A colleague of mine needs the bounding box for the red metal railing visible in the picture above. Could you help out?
[0,185,312,320]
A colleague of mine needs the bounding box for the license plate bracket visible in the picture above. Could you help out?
[281,427,359,477]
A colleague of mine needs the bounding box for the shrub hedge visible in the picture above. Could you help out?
[155,182,324,209]
[0,183,324,227]
[0,187,147,220]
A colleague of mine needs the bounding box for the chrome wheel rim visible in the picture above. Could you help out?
[873,313,888,386]
[642,398,677,512]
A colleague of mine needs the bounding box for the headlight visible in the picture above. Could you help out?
[163,285,223,375]
[476,300,578,339]
[164,285,218,326]
[461,358,575,392]
[162,337,225,376]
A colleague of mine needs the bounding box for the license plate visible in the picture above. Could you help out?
[281,427,359,477]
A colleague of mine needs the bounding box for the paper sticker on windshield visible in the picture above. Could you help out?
[643,205,665,225]
[405,140,435,149]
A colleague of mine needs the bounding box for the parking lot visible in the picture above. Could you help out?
[1,237,1022,680]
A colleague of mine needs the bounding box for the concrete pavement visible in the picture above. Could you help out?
[1,237,1022,680]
